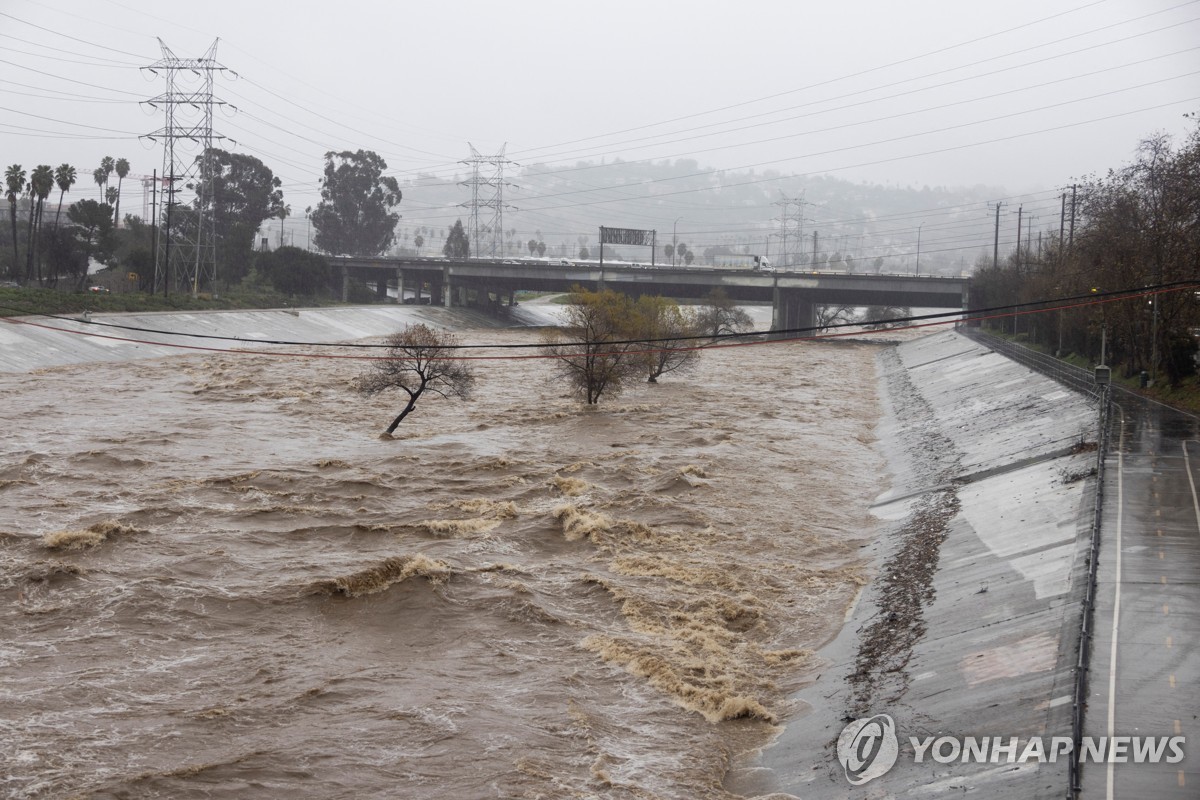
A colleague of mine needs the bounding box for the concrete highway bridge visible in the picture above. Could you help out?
[328,256,970,331]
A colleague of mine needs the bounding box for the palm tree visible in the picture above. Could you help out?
[53,164,76,229]
[4,164,25,280]
[27,165,54,284]
[106,186,118,208]
[100,156,114,193]
[93,167,106,200]
[113,157,129,226]
[278,203,290,248]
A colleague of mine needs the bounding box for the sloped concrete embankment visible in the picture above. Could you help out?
[756,329,1100,799]
[0,303,566,373]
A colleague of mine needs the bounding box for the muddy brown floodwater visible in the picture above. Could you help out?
[1,327,884,799]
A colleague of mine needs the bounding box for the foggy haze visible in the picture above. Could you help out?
[2,0,1198,264]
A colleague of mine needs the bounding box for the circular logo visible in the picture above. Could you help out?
[837,713,899,785]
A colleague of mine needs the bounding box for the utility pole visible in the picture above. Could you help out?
[915,223,924,275]
[1059,192,1066,264]
[811,230,819,268]
[990,202,1005,269]
[1068,184,1077,254]
[150,168,157,293]
[1015,205,1023,271]
[1027,214,1034,265]
[161,175,174,298]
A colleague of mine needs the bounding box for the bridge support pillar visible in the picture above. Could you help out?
[771,288,815,339]
[375,277,388,300]
[340,267,349,302]
[396,270,406,304]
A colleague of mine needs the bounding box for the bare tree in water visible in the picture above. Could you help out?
[355,324,475,435]
[815,303,856,332]
[694,288,753,341]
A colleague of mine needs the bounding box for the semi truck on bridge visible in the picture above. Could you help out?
[710,253,773,271]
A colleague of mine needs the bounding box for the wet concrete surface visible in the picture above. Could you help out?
[1081,394,1200,798]
[749,330,1100,798]
[0,304,566,372]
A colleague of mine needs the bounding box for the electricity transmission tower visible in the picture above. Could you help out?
[142,38,232,296]
[459,144,516,258]
[773,192,807,267]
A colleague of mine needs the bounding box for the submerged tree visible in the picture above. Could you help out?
[815,304,857,332]
[694,287,753,340]
[541,287,643,404]
[861,306,912,329]
[631,294,702,382]
[354,324,476,435]
[311,149,401,256]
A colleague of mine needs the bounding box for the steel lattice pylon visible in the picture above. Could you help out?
[143,38,230,296]
[459,144,515,258]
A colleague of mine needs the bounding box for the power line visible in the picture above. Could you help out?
[0,282,1193,360]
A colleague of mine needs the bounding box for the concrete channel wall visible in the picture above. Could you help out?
[0,304,566,373]
[756,329,1101,799]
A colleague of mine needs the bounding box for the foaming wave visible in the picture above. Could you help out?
[42,520,145,550]
[581,634,775,723]
[312,554,451,597]
[430,498,519,518]
[552,504,613,542]
[411,518,501,537]
[549,475,589,496]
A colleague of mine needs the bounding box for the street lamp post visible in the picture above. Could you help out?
[915,223,924,275]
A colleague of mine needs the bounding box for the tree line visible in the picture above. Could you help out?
[3,147,415,296]
[969,121,1200,386]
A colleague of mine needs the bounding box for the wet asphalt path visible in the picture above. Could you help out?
[1082,395,1200,798]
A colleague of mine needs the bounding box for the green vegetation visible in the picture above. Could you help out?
[971,120,1200,389]
[3,147,400,306]
[311,149,402,256]
[539,287,750,403]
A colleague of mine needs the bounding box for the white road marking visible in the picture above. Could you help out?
[1106,409,1126,800]
[1183,441,1200,535]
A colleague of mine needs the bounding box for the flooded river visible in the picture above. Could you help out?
[1,326,884,799]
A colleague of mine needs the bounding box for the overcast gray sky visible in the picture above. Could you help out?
[2,0,1197,230]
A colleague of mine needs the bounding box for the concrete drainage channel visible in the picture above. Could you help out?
[960,327,1110,800]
